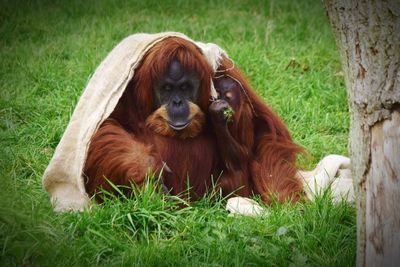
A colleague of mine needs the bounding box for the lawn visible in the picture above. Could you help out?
[0,0,355,266]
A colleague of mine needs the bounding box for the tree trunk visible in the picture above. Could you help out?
[323,1,400,266]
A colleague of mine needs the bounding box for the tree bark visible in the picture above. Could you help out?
[323,1,400,266]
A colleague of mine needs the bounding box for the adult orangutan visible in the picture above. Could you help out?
[84,37,304,203]
[84,37,221,200]
[210,56,304,203]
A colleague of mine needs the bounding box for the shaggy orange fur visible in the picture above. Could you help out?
[84,37,304,203]
[84,37,218,200]
[212,56,304,203]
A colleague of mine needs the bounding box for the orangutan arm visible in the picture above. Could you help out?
[209,100,253,196]
[209,100,249,170]
[83,118,162,197]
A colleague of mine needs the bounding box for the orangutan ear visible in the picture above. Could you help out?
[145,102,205,139]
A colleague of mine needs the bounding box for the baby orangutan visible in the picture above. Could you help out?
[209,61,304,203]
[209,76,254,197]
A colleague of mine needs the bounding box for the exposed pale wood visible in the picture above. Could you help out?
[367,110,400,266]
[323,0,400,266]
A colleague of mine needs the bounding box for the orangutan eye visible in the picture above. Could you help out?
[164,84,172,91]
[180,82,191,91]
[225,91,233,100]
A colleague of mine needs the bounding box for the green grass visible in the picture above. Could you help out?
[0,0,355,266]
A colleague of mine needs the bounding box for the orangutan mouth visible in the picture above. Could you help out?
[168,121,191,130]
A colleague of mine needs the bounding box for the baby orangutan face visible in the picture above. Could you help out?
[209,76,242,124]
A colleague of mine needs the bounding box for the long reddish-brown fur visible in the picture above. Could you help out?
[84,36,304,204]
[84,118,161,198]
[214,56,304,203]
[84,37,219,200]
